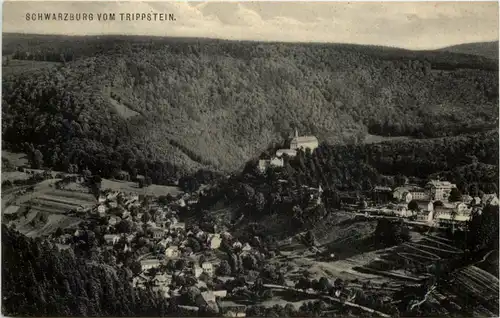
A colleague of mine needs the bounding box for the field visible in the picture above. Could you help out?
[363,134,413,144]
[2,59,62,76]
[269,212,499,316]
[2,171,31,182]
[101,178,182,197]
[2,180,96,237]
[108,96,141,119]
[2,150,29,167]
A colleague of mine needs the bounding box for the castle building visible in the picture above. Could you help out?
[290,129,319,152]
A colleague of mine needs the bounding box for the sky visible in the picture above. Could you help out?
[2,1,499,50]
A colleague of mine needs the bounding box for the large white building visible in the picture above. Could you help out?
[426,180,457,201]
[290,129,319,152]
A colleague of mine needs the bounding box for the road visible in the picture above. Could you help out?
[261,283,391,317]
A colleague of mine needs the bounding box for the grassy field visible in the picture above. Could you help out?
[1,171,31,182]
[101,178,181,197]
[2,150,29,167]
[108,96,141,119]
[362,134,413,144]
[2,59,62,76]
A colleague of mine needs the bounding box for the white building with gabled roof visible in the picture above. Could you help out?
[290,129,319,152]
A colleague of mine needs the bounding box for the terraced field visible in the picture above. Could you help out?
[434,265,499,316]
[4,184,96,237]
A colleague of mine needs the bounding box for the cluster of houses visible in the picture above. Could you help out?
[367,180,498,228]
[258,129,319,173]
[77,189,259,316]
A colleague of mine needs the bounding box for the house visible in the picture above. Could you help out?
[98,195,107,203]
[453,202,469,215]
[140,259,161,271]
[97,204,107,216]
[258,157,284,173]
[201,262,214,276]
[152,227,166,240]
[241,243,252,252]
[154,273,172,286]
[221,231,233,240]
[371,186,393,202]
[400,192,413,204]
[165,246,180,258]
[158,237,173,248]
[461,195,473,204]
[426,180,457,201]
[176,198,186,207]
[104,234,121,245]
[152,285,170,298]
[392,187,409,201]
[122,211,131,219]
[125,233,136,243]
[213,290,228,298]
[170,222,185,230]
[195,230,206,240]
[208,234,222,249]
[233,241,243,249]
[482,194,499,206]
[415,200,434,213]
[109,201,118,208]
[394,205,412,218]
[219,301,247,317]
[436,213,471,225]
[472,196,482,206]
[193,266,204,278]
[409,189,428,201]
[132,274,148,288]
[275,149,297,158]
[198,291,220,313]
[123,244,131,253]
[109,216,119,226]
[290,129,319,152]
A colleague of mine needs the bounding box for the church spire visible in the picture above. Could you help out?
[294,128,298,138]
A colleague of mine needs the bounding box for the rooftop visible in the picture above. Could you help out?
[291,136,318,143]
[427,180,456,188]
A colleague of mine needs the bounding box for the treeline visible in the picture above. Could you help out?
[1,224,200,317]
[2,34,498,177]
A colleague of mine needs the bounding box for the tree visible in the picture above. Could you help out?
[32,149,44,169]
[116,220,133,233]
[374,219,411,247]
[175,259,186,271]
[449,187,462,202]
[467,205,499,252]
[318,277,332,292]
[216,260,231,276]
[408,200,420,212]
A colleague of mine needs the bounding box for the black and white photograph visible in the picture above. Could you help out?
[1,1,499,317]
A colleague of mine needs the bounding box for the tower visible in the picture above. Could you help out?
[294,128,298,138]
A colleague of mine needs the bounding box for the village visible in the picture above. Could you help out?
[1,130,498,317]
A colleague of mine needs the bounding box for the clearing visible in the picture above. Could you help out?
[363,134,413,144]
[101,178,181,197]
[108,96,141,119]
[2,59,62,76]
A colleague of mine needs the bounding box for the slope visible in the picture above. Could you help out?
[438,41,499,60]
[2,35,498,183]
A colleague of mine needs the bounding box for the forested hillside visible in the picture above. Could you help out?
[439,41,499,60]
[2,34,498,182]
[0,225,186,317]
